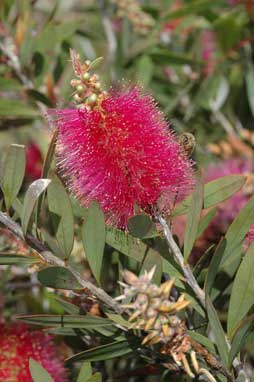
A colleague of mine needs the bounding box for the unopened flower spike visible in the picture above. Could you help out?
[118,269,226,382]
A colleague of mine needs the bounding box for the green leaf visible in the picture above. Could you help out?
[38,267,82,290]
[187,331,216,354]
[18,314,113,328]
[206,296,229,366]
[221,197,254,269]
[127,214,158,239]
[82,202,105,285]
[205,238,226,296]
[106,226,157,262]
[0,253,39,265]
[106,313,131,329]
[229,316,254,365]
[136,55,154,87]
[41,229,64,258]
[196,208,217,239]
[214,12,244,52]
[173,175,245,216]
[0,77,22,91]
[27,89,53,107]
[66,339,135,363]
[22,179,51,235]
[140,250,162,285]
[0,99,39,118]
[149,48,199,66]
[29,358,53,382]
[77,363,92,382]
[184,176,204,260]
[47,176,74,259]
[246,63,254,119]
[163,0,222,19]
[227,241,254,337]
[196,74,229,111]
[53,296,79,314]
[41,131,57,178]
[1,144,26,211]
[85,373,102,382]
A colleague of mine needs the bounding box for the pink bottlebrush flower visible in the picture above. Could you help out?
[48,86,193,228]
[25,143,43,180]
[0,323,68,382]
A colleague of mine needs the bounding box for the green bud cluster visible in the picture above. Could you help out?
[70,52,107,111]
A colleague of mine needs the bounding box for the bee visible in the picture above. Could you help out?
[177,132,196,157]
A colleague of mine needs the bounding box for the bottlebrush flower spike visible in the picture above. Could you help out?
[0,323,68,382]
[48,52,193,228]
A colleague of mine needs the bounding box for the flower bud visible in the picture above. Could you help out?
[87,94,97,104]
[82,72,90,81]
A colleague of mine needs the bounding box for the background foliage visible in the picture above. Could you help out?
[0,1,254,381]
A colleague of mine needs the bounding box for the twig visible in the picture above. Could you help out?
[157,213,250,382]
[0,212,122,314]
[157,214,206,307]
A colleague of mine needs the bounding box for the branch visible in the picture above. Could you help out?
[157,213,250,382]
[0,212,122,314]
[157,214,205,307]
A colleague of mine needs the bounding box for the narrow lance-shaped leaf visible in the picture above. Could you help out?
[196,207,217,239]
[163,0,222,20]
[205,238,226,296]
[47,176,74,259]
[22,179,51,235]
[246,63,254,119]
[77,362,92,382]
[18,314,114,328]
[136,55,154,87]
[106,226,157,262]
[227,241,254,337]
[0,253,39,266]
[82,202,105,285]
[38,267,82,290]
[1,144,26,211]
[85,373,102,382]
[35,130,57,226]
[220,197,254,270]
[29,358,53,382]
[184,175,204,260]
[206,296,229,366]
[229,315,254,365]
[173,175,245,216]
[127,214,158,239]
[66,339,136,363]
[0,99,40,118]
